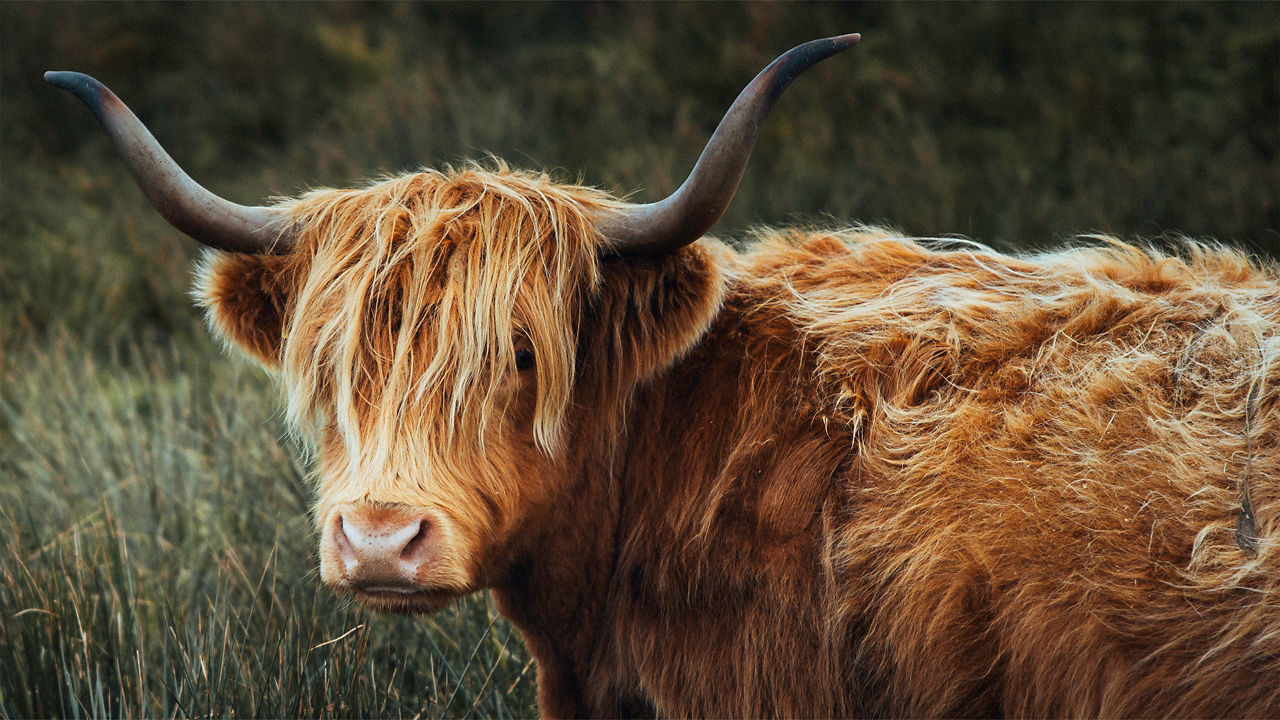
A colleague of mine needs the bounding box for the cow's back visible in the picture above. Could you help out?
[740,231,1280,716]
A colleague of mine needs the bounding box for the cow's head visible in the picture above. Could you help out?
[47,34,858,613]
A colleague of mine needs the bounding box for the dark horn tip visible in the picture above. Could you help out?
[45,71,108,113]
[821,33,861,50]
[782,33,862,70]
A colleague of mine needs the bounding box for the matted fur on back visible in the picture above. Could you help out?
[724,230,1280,715]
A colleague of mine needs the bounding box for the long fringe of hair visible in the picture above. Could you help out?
[274,164,617,470]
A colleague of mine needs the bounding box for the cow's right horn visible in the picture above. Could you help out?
[600,33,860,256]
[45,71,294,254]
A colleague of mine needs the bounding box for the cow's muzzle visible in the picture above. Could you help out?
[320,502,454,611]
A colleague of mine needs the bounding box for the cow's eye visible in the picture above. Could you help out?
[514,349,535,371]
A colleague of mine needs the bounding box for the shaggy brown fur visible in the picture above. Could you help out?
[197,165,1279,717]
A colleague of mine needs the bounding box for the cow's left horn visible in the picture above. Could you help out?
[45,71,295,254]
[600,33,860,255]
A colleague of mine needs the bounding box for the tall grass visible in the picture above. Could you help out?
[0,338,536,718]
[1,3,1275,717]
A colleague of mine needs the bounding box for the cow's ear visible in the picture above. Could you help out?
[194,251,296,369]
[587,240,728,388]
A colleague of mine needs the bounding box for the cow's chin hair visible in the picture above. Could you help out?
[350,587,463,615]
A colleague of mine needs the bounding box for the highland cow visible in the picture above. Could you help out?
[48,34,1280,718]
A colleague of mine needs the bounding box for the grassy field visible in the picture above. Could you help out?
[1,3,1276,717]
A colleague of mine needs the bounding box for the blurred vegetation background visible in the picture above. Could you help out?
[1,3,1277,717]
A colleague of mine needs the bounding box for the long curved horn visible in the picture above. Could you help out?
[44,71,294,254]
[600,33,860,255]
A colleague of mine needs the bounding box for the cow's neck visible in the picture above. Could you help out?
[488,424,635,716]
[610,295,856,710]
[500,286,854,716]
[489,245,735,716]
[492,248,855,716]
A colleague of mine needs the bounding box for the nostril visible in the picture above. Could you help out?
[333,514,358,571]
[400,520,430,561]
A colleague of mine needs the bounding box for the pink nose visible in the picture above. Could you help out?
[330,507,435,591]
